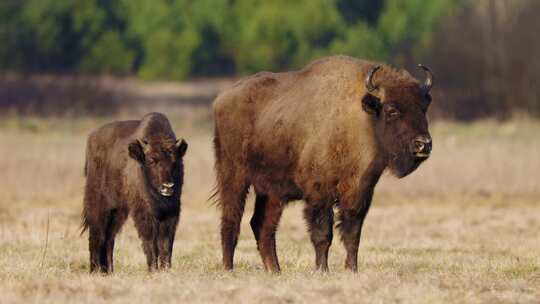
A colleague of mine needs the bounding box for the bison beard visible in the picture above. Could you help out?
[387,146,426,178]
[213,55,433,272]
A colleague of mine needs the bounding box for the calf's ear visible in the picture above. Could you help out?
[128,140,145,163]
[362,93,382,116]
[423,93,432,107]
[176,139,188,157]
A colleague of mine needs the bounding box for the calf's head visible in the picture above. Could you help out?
[128,138,188,197]
[362,65,433,178]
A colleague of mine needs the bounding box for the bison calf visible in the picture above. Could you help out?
[82,112,188,273]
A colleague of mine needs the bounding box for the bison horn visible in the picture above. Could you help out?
[137,139,149,150]
[365,65,382,93]
[417,64,433,93]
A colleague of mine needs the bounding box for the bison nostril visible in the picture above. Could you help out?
[412,136,432,158]
[414,135,432,152]
[159,183,174,197]
[414,141,425,152]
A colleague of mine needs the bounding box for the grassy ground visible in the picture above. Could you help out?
[0,112,539,303]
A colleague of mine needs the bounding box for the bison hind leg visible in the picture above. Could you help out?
[88,224,106,273]
[213,126,251,270]
[215,169,249,270]
[87,208,127,274]
[219,184,249,270]
[250,193,267,249]
[251,193,283,273]
[104,208,128,273]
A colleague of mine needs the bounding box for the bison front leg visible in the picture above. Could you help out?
[141,238,158,272]
[304,205,334,272]
[157,216,179,270]
[338,194,373,272]
[133,211,159,272]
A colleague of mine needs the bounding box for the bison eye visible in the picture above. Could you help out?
[147,158,159,166]
[385,106,401,120]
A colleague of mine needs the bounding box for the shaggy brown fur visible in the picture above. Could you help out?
[82,112,188,273]
[212,55,433,272]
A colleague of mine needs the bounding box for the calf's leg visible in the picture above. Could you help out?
[84,185,110,273]
[304,205,334,272]
[89,225,106,273]
[157,216,179,270]
[142,237,158,272]
[104,208,128,273]
[133,210,158,272]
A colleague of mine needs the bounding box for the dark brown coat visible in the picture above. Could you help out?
[212,55,433,272]
[82,112,188,273]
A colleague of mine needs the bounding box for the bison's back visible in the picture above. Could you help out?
[86,120,139,172]
[84,120,140,208]
[214,56,363,146]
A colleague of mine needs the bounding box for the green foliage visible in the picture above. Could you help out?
[189,0,235,76]
[0,1,25,69]
[329,22,387,61]
[378,0,463,63]
[72,0,135,74]
[123,0,200,80]
[0,0,464,79]
[232,0,344,73]
[336,0,385,25]
[0,0,135,73]
[79,30,134,74]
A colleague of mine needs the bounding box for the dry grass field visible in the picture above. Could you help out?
[0,108,539,303]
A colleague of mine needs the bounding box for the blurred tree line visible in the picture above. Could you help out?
[428,0,540,119]
[0,0,457,79]
[1,0,539,119]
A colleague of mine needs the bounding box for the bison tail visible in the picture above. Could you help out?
[207,185,220,206]
[81,141,90,234]
[80,202,90,235]
[210,126,222,206]
[80,209,89,236]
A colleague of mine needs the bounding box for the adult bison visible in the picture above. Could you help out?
[212,55,433,272]
[82,112,188,273]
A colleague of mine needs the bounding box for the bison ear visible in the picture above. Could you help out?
[424,93,432,107]
[362,94,382,116]
[128,140,145,163]
[176,139,188,157]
